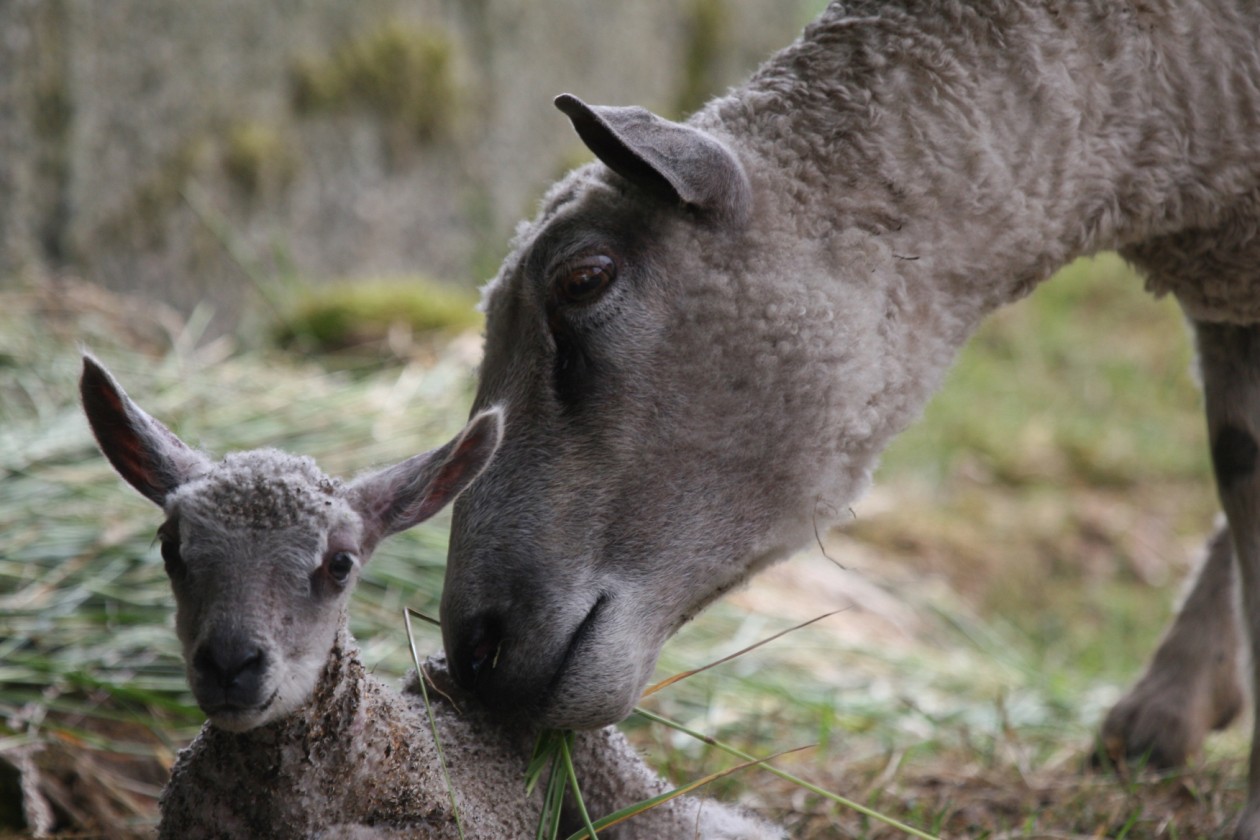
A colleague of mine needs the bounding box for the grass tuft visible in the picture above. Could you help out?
[273,276,482,357]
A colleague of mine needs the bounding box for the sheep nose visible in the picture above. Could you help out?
[194,638,266,697]
[448,613,504,690]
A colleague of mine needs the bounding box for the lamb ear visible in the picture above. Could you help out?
[554,93,752,227]
[80,355,210,506]
[350,407,504,542]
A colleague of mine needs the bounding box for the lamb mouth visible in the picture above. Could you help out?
[540,593,609,704]
[202,687,280,721]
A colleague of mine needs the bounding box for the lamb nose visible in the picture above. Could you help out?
[195,640,266,689]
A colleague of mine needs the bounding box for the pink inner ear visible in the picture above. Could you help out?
[82,360,196,505]
[393,423,493,529]
[107,430,172,503]
[97,381,126,413]
[117,439,158,485]
[362,409,499,537]
[408,458,470,524]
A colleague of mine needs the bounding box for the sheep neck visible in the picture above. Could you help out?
[700,0,1260,318]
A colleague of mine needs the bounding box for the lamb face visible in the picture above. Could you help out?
[80,354,504,732]
[159,454,364,731]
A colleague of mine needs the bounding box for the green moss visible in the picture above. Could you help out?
[221,121,299,197]
[291,19,457,143]
[675,0,728,117]
[275,276,481,353]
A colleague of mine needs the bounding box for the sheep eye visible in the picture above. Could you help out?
[326,551,356,585]
[554,254,616,305]
[159,539,184,577]
[156,521,185,578]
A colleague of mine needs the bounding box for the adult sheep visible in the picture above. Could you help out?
[440,0,1260,834]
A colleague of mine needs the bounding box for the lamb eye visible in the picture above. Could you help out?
[554,254,616,305]
[326,551,356,585]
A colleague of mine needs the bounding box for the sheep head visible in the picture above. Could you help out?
[81,356,502,732]
[442,94,934,729]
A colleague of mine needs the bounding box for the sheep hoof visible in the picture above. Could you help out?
[1094,674,1243,772]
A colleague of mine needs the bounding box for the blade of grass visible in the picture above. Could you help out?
[537,740,570,840]
[558,732,600,840]
[526,730,565,796]
[642,608,847,698]
[408,610,442,629]
[404,607,466,840]
[634,706,940,840]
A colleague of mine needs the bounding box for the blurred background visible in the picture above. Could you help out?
[0,2,1246,837]
[0,0,806,335]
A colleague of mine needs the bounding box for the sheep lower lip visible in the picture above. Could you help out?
[542,594,608,700]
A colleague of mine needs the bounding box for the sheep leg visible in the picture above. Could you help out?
[1098,521,1244,768]
[1190,320,1260,839]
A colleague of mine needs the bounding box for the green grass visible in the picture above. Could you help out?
[882,253,1206,486]
[274,275,482,356]
[0,254,1247,837]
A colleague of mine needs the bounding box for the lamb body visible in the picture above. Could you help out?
[161,632,775,839]
[79,356,783,840]
[158,631,531,839]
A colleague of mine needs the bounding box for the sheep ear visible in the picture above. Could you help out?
[554,93,751,227]
[350,407,504,542]
[80,355,209,506]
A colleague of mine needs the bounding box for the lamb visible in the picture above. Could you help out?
[433,1,1260,835]
[78,355,784,840]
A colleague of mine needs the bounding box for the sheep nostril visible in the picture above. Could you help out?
[455,615,504,688]
[471,638,498,675]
